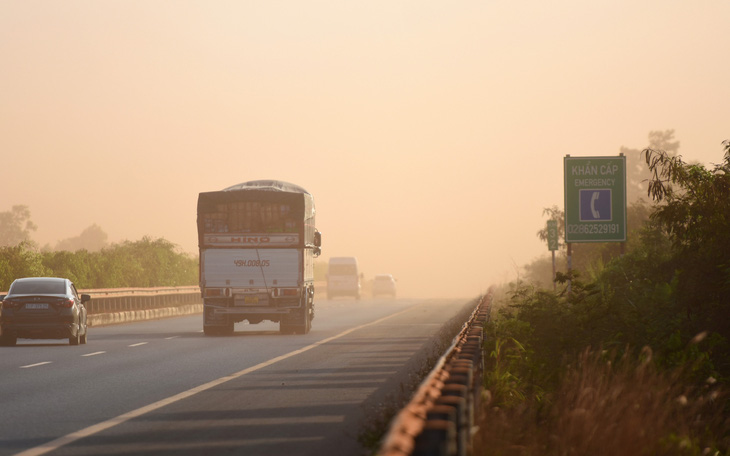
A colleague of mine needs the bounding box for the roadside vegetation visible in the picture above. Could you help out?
[476,138,730,454]
[0,237,198,290]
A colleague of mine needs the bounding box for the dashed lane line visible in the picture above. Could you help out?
[20,362,52,369]
[15,305,418,456]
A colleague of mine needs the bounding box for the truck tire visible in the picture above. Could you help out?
[0,333,17,346]
[204,323,234,336]
[280,297,312,335]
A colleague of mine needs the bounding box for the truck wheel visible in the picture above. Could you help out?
[221,322,234,335]
[0,333,17,346]
[204,323,234,336]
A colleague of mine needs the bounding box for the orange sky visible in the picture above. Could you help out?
[1,1,728,298]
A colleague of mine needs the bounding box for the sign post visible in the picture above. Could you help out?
[547,220,558,290]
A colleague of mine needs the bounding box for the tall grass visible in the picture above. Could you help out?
[475,348,728,455]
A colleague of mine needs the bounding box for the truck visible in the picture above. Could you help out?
[326,257,362,300]
[197,180,321,335]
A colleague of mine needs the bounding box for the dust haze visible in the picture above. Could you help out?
[1,2,728,298]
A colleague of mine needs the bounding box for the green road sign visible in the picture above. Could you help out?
[547,220,559,251]
[564,155,626,242]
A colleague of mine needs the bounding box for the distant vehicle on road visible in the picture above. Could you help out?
[326,257,362,300]
[197,180,322,335]
[0,277,89,346]
[372,274,397,298]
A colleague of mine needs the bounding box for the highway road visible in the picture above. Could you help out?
[0,297,475,456]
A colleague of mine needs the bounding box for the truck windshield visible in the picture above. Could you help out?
[202,202,297,234]
[329,265,357,275]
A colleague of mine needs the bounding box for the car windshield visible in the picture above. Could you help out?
[10,280,66,295]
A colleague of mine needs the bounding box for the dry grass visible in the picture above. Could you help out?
[474,347,729,456]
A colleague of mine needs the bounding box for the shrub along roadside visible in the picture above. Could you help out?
[0,237,198,290]
[474,144,730,454]
[475,345,727,455]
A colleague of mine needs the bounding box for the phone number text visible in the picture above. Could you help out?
[567,223,620,235]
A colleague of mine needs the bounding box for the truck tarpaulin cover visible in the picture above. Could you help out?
[196,180,315,247]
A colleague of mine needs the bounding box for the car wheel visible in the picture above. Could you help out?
[80,327,87,344]
[69,331,81,346]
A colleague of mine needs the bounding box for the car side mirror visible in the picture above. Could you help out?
[81,294,91,303]
[314,230,322,248]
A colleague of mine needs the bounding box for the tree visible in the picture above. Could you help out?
[54,224,109,252]
[0,205,37,247]
[621,130,680,203]
[643,140,730,346]
[0,242,51,290]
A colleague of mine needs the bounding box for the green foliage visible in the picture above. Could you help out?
[643,141,730,376]
[0,242,51,288]
[1,237,198,291]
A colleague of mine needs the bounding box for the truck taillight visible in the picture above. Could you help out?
[205,288,225,297]
[277,288,299,297]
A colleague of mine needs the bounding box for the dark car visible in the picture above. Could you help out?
[0,277,89,346]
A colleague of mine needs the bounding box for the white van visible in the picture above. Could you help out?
[326,257,361,300]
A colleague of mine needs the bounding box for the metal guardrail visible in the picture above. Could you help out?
[377,291,492,456]
[81,286,202,315]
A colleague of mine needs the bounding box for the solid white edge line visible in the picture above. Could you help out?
[15,305,417,456]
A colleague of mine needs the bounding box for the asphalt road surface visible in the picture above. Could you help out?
[0,297,475,456]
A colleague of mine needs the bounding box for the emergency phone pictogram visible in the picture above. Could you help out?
[579,189,612,221]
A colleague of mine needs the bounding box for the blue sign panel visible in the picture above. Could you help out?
[579,189,612,221]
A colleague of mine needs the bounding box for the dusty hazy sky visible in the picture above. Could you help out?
[1,1,728,298]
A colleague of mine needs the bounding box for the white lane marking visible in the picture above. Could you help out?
[128,342,148,347]
[82,352,106,357]
[164,336,179,340]
[20,362,52,369]
[16,306,418,456]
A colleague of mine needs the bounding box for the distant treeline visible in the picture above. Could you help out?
[0,237,198,291]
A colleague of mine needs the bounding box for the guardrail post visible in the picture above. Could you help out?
[435,386,469,456]
[413,419,457,456]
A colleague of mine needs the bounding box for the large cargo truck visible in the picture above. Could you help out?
[197,180,321,335]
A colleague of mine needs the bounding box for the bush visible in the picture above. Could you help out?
[0,237,198,290]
